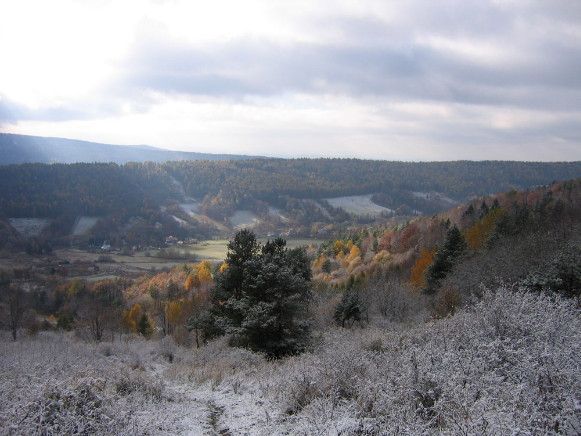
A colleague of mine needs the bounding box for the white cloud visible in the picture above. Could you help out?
[1,0,580,161]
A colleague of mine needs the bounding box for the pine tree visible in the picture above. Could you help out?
[334,289,362,328]
[196,230,312,357]
[424,225,467,294]
[137,313,152,337]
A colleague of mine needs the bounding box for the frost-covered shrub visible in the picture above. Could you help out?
[115,371,164,402]
[98,342,114,356]
[158,335,178,363]
[0,333,178,435]
[165,336,264,389]
[267,286,581,435]
[19,380,125,435]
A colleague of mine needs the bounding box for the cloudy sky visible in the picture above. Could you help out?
[1,0,580,161]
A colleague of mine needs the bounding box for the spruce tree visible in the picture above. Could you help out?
[200,230,312,357]
[424,225,467,294]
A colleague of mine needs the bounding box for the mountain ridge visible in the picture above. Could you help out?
[0,133,263,164]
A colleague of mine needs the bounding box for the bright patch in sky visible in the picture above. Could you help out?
[1,0,580,160]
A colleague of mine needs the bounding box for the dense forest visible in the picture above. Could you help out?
[1,159,580,252]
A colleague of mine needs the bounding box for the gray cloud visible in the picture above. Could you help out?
[3,0,580,161]
[0,96,19,125]
[111,0,581,114]
[114,42,578,117]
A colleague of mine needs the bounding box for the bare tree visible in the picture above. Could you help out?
[7,286,26,341]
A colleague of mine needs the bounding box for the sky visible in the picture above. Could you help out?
[1,0,580,161]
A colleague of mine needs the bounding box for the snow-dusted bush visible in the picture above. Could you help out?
[269,286,581,435]
[0,333,181,435]
[1,287,579,435]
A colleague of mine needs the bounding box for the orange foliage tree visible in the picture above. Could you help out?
[410,248,436,289]
[464,208,504,250]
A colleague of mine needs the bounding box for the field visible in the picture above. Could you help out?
[7,218,50,237]
[326,195,393,216]
[72,216,101,236]
[0,238,321,281]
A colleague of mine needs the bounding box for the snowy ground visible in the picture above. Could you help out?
[1,287,580,435]
[72,216,101,236]
[325,195,393,216]
[179,203,201,215]
[412,191,458,205]
[230,210,261,229]
[8,218,51,237]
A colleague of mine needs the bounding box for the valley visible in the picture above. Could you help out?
[0,153,580,435]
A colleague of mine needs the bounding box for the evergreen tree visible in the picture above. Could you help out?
[478,201,490,219]
[199,230,312,357]
[424,225,467,294]
[519,243,581,298]
[334,289,362,328]
[137,313,152,337]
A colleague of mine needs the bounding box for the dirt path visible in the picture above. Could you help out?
[160,375,290,435]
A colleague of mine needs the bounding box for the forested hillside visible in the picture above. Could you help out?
[1,178,580,434]
[2,177,579,347]
[1,159,580,251]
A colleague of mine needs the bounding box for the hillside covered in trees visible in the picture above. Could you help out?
[1,177,580,434]
[1,158,580,252]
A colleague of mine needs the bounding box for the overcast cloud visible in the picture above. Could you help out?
[1,0,580,161]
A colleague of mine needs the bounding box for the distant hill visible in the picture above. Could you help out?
[1,157,580,253]
[0,133,261,164]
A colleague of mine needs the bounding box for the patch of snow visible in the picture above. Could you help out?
[313,202,332,219]
[230,210,261,229]
[325,194,393,216]
[179,203,200,215]
[412,191,459,205]
[413,191,430,199]
[268,206,289,223]
[8,218,50,236]
[171,216,189,227]
[72,216,101,236]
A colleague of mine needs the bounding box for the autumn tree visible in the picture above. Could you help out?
[410,248,436,289]
[464,208,505,250]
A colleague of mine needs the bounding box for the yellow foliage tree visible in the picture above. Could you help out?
[312,255,327,271]
[345,240,354,253]
[373,250,391,264]
[185,261,214,291]
[347,245,361,262]
[410,248,436,289]
[333,240,345,256]
[167,300,183,325]
[197,262,212,284]
[184,272,197,291]
[121,303,143,333]
[464,208,504,250]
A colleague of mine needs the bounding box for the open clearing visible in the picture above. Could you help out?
[230,210,261,229]
[8,218,50,236]
[72,216,101,236]
[325,194,393,216]
[190,238,319,261]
